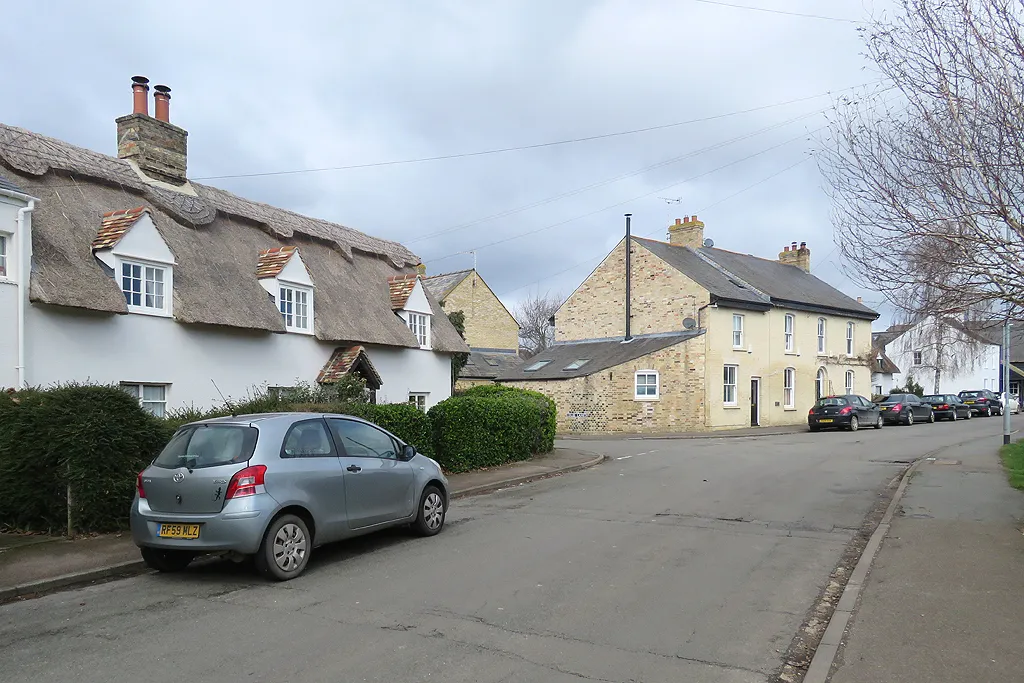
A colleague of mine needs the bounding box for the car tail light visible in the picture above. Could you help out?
[891,404,902,412]
[225,465,267,499]
[136,471,146,499]
[978,397,988,402]
[840,406,853,415]
[939,404,949,410]
[808,408,815,416]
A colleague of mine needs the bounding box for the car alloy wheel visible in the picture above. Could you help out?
[255,514,311,581]
[906,411,914,426]
[412,485,446,537]
[951,410,957,421]
[928,411,935,423]
[875,414,883,429]
[272,523,308,573]
[849,415,859,432]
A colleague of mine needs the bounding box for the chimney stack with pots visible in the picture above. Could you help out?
[667,215,705,249]
[116,76,188,186]
[778,240,811,272]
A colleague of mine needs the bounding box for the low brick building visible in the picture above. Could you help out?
[501,217,878,435]
[421,268,522,389]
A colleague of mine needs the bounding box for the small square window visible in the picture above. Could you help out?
[121,260,168,314]
[635,371,659,400]
[409,393,429,413]
[121,383,168,417]
[913,351,923,366]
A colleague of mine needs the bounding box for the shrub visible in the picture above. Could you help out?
[290,402,433,457]
[460,384,556,453]
[428,392,548,473]
[0,384,169,533]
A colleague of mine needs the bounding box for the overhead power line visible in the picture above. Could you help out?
[691,0,863,24]
[191,80,882,181]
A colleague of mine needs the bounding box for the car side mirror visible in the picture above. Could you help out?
[401,444,416,461]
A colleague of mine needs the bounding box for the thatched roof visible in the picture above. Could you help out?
[0,123,468,353]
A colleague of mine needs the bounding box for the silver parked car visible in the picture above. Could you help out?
[131,413,449,581]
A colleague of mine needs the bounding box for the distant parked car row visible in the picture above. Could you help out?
[808,389,1015,432]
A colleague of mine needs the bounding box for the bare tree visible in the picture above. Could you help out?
[820,0,1024,321]
[514,291,562,359]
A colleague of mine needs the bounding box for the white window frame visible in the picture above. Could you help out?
[846,321,855,356]
[279,283,313,334]
[816,367,827,400]
[817,318,826,355]
[119,258,171,316]
[121,383,168,417]
[732,314,744,349]
[784,314,795,353]
[873,384,883,396]
[634,370,659,401]
[723,364,738,406]
[408,393,429,413]
[913,350,923,366]
[0,233,8,279]
[407,312,431,348]
[783,367,795,409]
[845,370,854,395]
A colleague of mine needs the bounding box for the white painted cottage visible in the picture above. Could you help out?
[0,78,468,415]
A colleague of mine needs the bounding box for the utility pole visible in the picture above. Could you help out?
[1004,222,1013,445]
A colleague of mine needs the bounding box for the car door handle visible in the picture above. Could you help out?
[346,465,362,473]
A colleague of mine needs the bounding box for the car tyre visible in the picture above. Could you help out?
[809,425,821,432]
[951,410,957,421]
[412,485,446,537]
[905,411,914,426]
[874,414,883,429]
[928,411,936,424]
[140,547,195,573]
[966,409,973,419]
[255,514,311,582]
[849,415,859,432]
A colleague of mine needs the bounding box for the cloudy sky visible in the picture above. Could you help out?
[1,0,895,323]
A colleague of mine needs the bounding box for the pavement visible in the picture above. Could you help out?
[827,437,1024,682]
[560,423,810,441]
[2,416,1009,683]
[0,447,604,602]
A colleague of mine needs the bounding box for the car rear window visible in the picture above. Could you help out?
[881,394,908,403]
[153,425,259,469]
[960,391,981,398]
[922,395,945,402]
[814,397,847,407]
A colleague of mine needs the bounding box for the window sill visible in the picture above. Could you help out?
[784,351,798,356]
[634,396,660,402]
[0,277,15,287]
[732,346,746,352]
[126,306,172,318]
[784,407,797,411]
[723,405,741,409]
[284,328,315,336]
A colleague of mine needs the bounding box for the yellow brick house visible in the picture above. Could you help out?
[500,216,878,434]
[421,268,522,389]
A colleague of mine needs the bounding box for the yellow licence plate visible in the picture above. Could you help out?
[158,523,200,539]
[965,401,975,404]
[819,419,834,423]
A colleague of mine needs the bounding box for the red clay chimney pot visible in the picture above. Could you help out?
[131,76,150,116]
[153,85,171,123]
[675,218,682,225]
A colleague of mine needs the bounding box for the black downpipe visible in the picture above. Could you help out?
[625,213,632,341]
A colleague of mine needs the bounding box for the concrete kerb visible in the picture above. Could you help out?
[0,452,607,605]
[801,457,921,683]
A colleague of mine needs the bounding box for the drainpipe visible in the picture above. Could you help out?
[16,200,35,388]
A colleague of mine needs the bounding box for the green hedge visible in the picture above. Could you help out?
[0,384,169,533]
[428,387,555,473]
[460,384,557,453]
[290,402,433,458]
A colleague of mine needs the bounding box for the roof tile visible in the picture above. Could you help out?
[256,246,297,279]
[91,206,147,251]
[317,345,383,387]
[388,273,418,310]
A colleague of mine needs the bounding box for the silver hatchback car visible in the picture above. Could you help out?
[131,412,449,581]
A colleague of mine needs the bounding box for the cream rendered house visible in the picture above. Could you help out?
[501,216,878,434]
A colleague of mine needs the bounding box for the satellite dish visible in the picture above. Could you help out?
[703,238,715,248]
[682,317,697,330]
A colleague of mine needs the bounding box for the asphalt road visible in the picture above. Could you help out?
[1,416,1014,683]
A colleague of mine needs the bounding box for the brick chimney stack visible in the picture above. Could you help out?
[778,241,811,272]
[116,76,188,186]
[667,215,705,249]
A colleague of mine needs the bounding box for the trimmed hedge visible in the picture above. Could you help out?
[460,384,557,453]
[290,402,433,458]
[0,384,169,533]
[428,386,556,473]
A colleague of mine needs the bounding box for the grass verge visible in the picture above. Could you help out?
[999,441,1024,490]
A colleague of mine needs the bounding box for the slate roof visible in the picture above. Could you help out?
[256,246,297,279]
[91,207,148,250]
[387,274,418,310]
[0,122,468,354]
[872,324,912,348]
[460,351,523,380]
[498,331,703,381]
[954,320,1024,363]
[0,174,26,195]
[634,237,878,319]
[871,346,901,375]
[422,269,472,300]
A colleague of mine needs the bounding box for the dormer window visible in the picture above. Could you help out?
[92,207,176,318]
[256,246,315,335]
[407,312,430,347]
[279,284,311,333]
